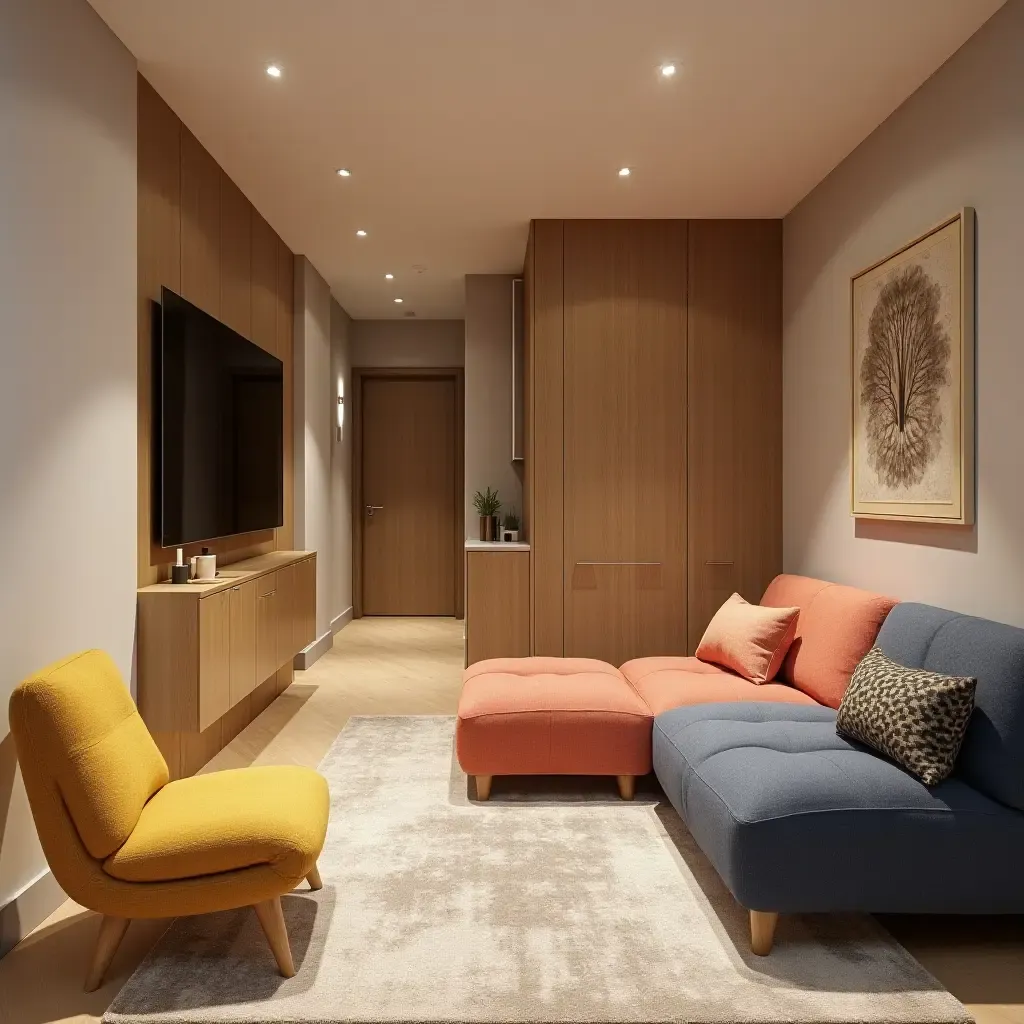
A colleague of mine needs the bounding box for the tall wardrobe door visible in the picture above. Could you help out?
[686,221,783,652]
[562,221,688,665]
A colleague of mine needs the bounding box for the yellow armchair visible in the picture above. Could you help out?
[9,650,329,991]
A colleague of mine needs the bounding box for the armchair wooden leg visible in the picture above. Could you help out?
[84,915,130,992]
[750,910,779,956]
[305,862,323,891]
[617,775,636,801]
[474,775,493,801]
[253,897,296,978]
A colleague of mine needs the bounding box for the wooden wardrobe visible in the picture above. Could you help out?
[523,219,782,666]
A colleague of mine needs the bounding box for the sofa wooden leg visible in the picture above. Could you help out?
[750,910,779,956]
[254,897,296,978]
[617,775,636,801]
[475,774,493,801]
[305,862,323,891]
[84,914,130,992]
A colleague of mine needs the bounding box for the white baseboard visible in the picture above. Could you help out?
[331,606,353,634]
[0,868,65,960]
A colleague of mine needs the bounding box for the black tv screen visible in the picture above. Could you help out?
[157,287,283,547]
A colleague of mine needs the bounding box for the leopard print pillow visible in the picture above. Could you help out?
[836,646,976,785]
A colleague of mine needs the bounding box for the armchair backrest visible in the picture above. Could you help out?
[9,650,169,871]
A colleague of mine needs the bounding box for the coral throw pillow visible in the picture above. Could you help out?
[696,593,800,684]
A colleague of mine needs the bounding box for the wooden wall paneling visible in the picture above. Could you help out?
[521,227,533,544]
[137,76,181,588]
[277,240,295,550]
[686,220,783,651]
[219,173,252,337]
[562,220,688,666]
[529,220,565,655]
[179,127,221,316]
[250,211,278,352]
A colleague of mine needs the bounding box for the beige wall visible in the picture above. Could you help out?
[464,275,523,532]
[293,258,334,652]
[331,299,354,629]
[782,0,1023,624]
[350,319,465,368]
[0,0,137,936]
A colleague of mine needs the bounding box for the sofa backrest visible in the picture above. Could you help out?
[761,574,897,708]
[877,603,1024,811]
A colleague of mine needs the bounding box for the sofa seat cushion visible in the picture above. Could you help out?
[103,766,329,884]
[621,657,817,716]
[653,703,1024,914]
[457,657,652,776]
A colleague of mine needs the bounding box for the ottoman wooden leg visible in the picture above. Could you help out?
[750,911,779,956]
[475,775,493,801]
[616,775,636,801]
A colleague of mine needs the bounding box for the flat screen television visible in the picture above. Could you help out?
[157,287,283,547]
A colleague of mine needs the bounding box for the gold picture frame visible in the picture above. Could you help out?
[850,208,975,524]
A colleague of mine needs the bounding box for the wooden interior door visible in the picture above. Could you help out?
[563,220,689,665]
[361,376,457,615]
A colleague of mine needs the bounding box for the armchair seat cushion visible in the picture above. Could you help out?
[103,766,329,884]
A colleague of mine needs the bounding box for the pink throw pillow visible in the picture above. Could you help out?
[696,593,800,684]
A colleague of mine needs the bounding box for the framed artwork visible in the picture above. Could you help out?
[851,208,975,523]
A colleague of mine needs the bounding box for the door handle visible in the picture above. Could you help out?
[365,505,384,517]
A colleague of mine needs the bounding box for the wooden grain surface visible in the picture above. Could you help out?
[466,550,530,664]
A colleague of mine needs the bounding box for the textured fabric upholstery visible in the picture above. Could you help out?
[9,650,330,919]
[457,658,652,775]
[620,657,816,716]
[653,703,1024,914]
[761,574,897,707]
[877,603,1024,811]
[104,766,328,883]
[9,650,168,859]
[695,593,799,683]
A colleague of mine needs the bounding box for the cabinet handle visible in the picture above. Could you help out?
[575,561,662,566]
[704,560,734,566]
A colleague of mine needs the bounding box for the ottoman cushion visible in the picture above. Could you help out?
[653,702,1024,914]
[457,657,652,776]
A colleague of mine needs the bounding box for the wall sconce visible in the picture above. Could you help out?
[337,379,345,442]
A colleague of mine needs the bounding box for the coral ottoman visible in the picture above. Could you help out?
[456,657,653,800]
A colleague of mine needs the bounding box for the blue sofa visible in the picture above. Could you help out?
[653,602,1024,954]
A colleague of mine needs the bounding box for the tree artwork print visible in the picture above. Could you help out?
[851,211,973,523]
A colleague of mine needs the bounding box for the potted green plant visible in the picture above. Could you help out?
[472,487,501,541]
[502,508,520,543]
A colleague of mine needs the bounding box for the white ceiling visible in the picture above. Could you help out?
[89,0,1003,319]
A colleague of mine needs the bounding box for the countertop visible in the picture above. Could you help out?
[465,539,530,551]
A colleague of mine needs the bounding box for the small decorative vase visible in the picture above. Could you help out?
[491,516,501,541]
[504,529,519,543]
[480,515,493,542]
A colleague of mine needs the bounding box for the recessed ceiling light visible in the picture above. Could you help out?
[384,273,394,280]
[659,62,677,78]
[336,168,351,177]
[394,297,404,303]
[266,64,282,78]
[356,229,367,237]
[618,167,631,177]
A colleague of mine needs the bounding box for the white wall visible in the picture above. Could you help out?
[464,275,523,532]
[782,0,1024,624]
[350,319,464,368]
[0,0,137,936]
[293,258,334,651]
[330,299,353,629]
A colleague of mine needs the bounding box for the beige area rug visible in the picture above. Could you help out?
[105,716,970,1024]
